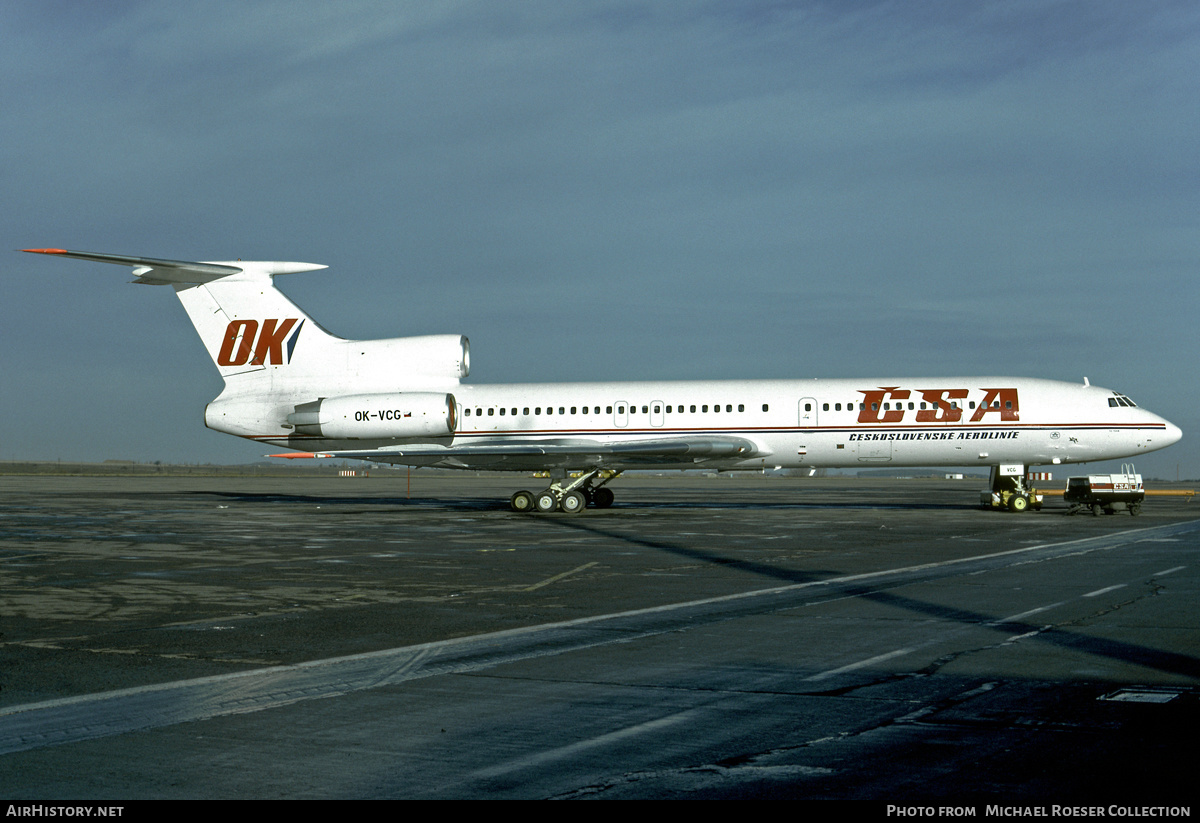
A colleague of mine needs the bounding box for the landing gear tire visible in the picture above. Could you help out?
[591,487,615,508]
[1008,494,1029,513]
[510,490,535,513]
[1129,501,1142,516]
[1092,503,1104,517]
[560,490,587,514]
[535,491,560,513]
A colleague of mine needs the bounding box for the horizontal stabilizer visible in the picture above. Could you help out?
[22,248,326,285]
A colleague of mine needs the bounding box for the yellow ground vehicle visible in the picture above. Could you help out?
[980,464,1044,512]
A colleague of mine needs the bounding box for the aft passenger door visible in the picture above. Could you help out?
[796,397,818,464]
[798,398,818,427]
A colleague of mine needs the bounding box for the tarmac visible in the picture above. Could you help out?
[1,473,1197,800]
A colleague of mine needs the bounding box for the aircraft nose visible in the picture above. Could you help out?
[1163,420,1183,446]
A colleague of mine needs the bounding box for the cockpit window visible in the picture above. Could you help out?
[1110,391,1137,408]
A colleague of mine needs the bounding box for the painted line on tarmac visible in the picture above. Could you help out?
[805,648,915,681]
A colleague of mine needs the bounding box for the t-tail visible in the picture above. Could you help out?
[22,249,469,438]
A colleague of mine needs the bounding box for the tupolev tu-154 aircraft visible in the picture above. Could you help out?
[25,248,1181,513]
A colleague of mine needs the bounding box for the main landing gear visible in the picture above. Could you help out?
[510,469,620,514]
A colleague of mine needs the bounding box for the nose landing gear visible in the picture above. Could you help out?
[980,464,1044,512]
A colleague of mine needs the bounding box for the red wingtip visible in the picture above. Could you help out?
[270,452,319,459]
[22,248,68,254]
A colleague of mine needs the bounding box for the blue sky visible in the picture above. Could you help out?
[4,1,1197,477]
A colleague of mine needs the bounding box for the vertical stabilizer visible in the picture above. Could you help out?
[172,267,340,381]
[23,249,338,382]
[25,249,469,398]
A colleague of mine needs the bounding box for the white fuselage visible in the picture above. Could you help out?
[241,376,1180,472]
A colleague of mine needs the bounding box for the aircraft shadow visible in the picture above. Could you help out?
[544,516,1200,682]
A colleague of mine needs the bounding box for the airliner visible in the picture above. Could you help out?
[25,249,1182,513]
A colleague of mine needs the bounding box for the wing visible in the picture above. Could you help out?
[273,435,763,471]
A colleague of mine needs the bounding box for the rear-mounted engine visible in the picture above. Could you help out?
[287,393,457,439]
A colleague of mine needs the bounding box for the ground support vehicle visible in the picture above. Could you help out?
[1064,465,1144,516]
[980,464,1044,512]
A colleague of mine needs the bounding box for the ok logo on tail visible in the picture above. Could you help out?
[217,319,304,366]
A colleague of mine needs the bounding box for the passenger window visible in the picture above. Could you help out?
[691,405,697,413]
[703,405,709,412]
[738,404,744,412]
[523,408,529,415]
[488,408,494,416]
[762,404,769,412]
